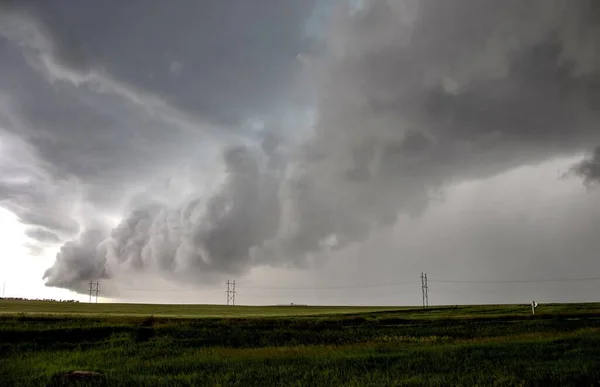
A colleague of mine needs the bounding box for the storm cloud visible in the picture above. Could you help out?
[571,147,600,187]
[254,0,600,262]
[1,0,600,295]
[43,135,287,289]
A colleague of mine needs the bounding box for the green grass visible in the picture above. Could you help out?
[4,299,600,318]
[0,299,404,317]
[2,300,600,386]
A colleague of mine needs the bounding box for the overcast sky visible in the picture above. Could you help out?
[1,0,600,306]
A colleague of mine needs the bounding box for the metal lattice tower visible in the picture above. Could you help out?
[421,273,429,309]
[226,280,237,306]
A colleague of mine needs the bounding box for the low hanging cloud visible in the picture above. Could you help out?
[570,147,600,187]
[43,227,110,293]
[44,138,287,288]
[2,1,600,294]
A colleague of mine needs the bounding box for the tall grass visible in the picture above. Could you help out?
[1,303,600,386]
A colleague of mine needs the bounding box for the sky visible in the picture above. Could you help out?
[1,0,600,306]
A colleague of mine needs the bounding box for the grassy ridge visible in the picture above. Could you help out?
[2,301,600,386]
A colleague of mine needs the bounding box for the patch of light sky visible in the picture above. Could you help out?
[0,208,97,301]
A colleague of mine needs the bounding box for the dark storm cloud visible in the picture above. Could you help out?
[254,0,600,263]
[0,29,224,202]
[6,0,316,125]
[45,138,286,289]
[0,0,316,186]
[3,0,600,294]
[0,0,317,280]
[0,11,217,243]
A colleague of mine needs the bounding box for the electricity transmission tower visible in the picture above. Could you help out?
[421,272,429,309]
[226,280,236,306]
[89,281,99,303]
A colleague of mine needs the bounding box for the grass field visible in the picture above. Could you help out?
[2,300,600,386]
[0,300,405,318]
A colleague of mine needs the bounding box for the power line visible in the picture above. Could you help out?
[106,276,600,295]
[121,288,196,292]
[117,281,417,293]
[430,277,600,284]
[240,281,416,290]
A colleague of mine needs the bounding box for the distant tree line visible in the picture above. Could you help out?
[0,297,79,303]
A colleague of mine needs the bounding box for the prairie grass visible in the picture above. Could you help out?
[1,301,600,386]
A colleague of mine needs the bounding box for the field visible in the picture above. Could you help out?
[0,300,404,318]
[2,301,600,386]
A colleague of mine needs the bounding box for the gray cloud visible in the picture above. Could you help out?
[0,0,316,281]
[0,0,315,189]
[4,0,316,126]
[2,1,600,295]
[311,168,600,306]
[0,131,82,238]
[43,227,109,292]
[263,0,600,260]
[24,228,62,244]
[571,147,600,187]
[44,136,287,289]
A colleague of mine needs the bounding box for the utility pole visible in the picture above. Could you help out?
[421,273,424,308]
[421,273,429,309]
[89,281,93,303]
[95,281,99,303]
[425,273,429,309]
[226,280,230,306]
[226,280,237,306]
[232,280,236,306]
[2,281,5,298]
